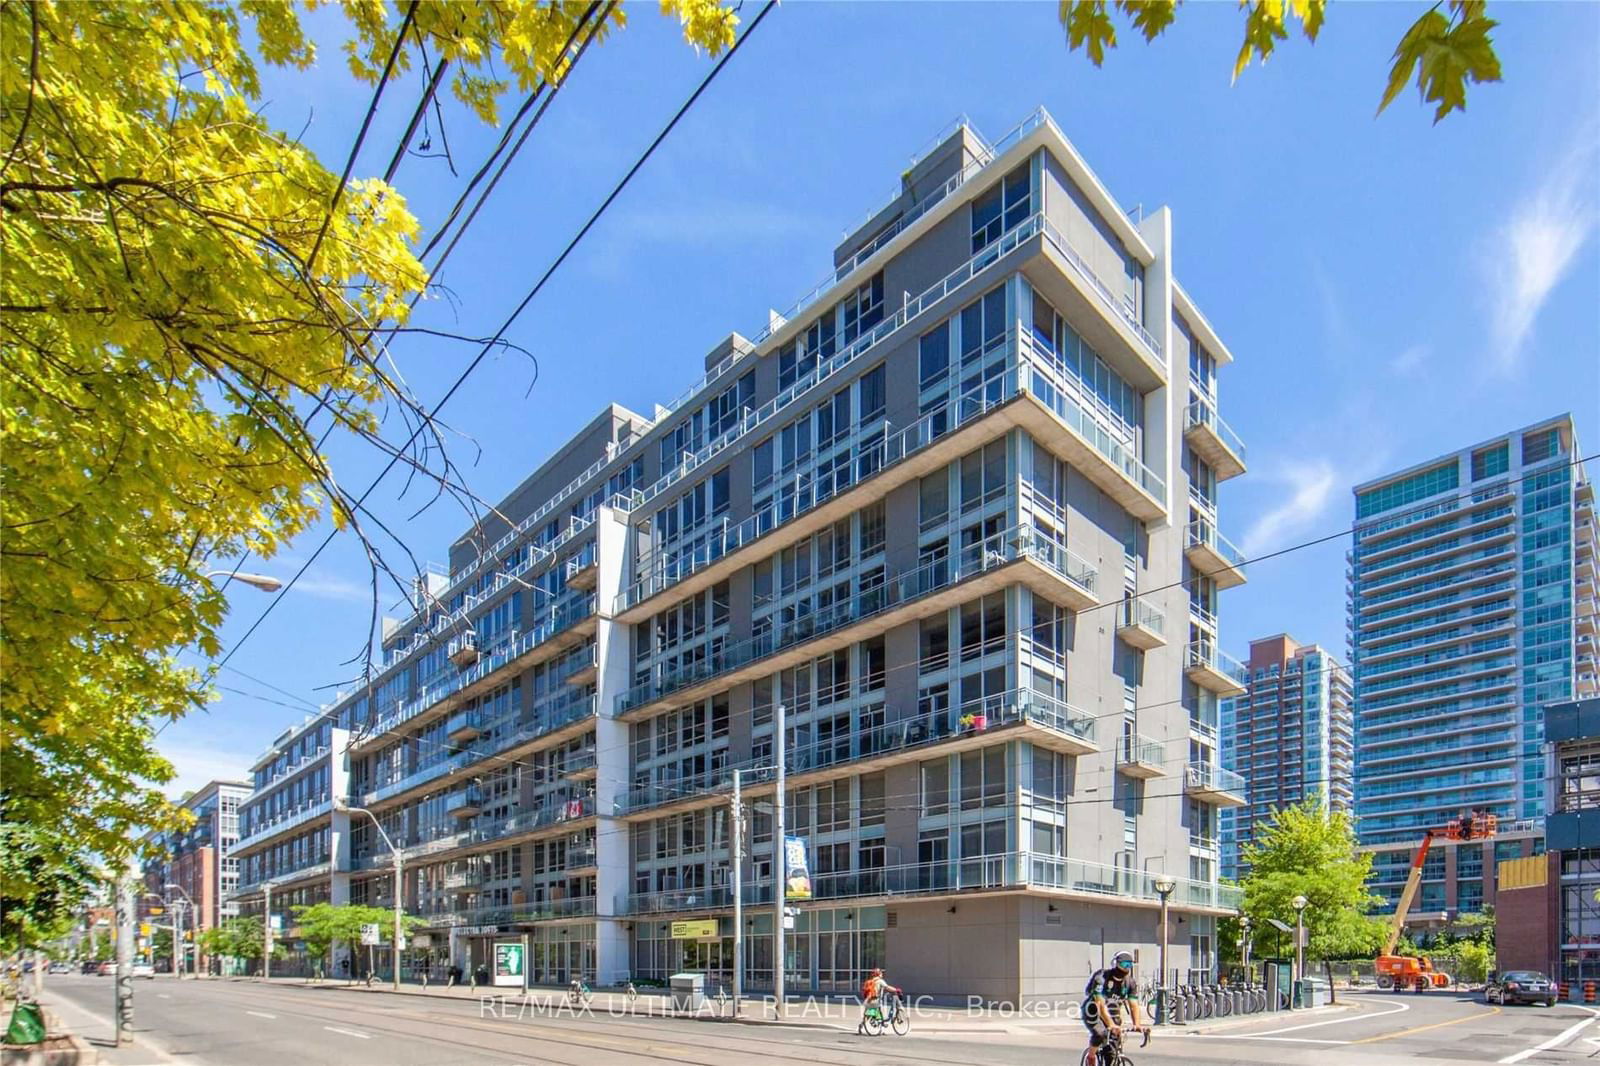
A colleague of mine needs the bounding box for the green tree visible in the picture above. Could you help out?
[292,902,424,979]
[1237,800,1382,968]
[0,819,96,956]
[0,0,736,933]
[1057,0,1503,122]
[197,915,280,971]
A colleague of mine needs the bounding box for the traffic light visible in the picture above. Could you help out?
[139,923,150,936]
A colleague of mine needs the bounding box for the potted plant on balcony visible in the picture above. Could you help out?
[959,711,987,733]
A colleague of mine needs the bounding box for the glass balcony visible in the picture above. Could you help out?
[1185,517,1247,589]
[620,852,1237,915]
[615,686,1095,817]
[1115,733,1166,779]
[1115,598,1166,650]
[516,896,596,921]
[617,522,1094,718]
[1184,762,1248,807]
[232,798,333,855]
[445,709,483,744]
[445,789,484,819]
[1185,641,1248,697]
[1184,396,1246,481]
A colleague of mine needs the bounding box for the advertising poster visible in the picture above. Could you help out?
[783,835,812,899]
[493,941,525,987]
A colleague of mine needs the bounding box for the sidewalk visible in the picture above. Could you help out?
[243,975,1350,1036]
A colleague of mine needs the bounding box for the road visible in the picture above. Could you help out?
[38,976,1600,1066]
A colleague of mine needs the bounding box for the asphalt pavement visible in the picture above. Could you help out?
[36,974,1600,1066]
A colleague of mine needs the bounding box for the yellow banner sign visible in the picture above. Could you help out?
[670,920,718,940]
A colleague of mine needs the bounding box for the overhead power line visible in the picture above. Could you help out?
[206,1,777,682]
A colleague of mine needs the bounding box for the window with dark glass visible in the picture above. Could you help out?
[971,164,1031,253]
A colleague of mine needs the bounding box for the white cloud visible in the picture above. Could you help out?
[1390,344,1429,376]
[1241,459,1339,557]
[1486,130,1599,368]
[155,740,253,798]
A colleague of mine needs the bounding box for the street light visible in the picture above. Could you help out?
[165,884,196,979]
[1153,875,1176,1025]
[203,569,282,593]
[336,801,403,992]
[1291,895,1309,1001]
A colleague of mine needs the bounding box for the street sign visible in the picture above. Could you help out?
[360,923,381,946]
[493,942,524,988]
[269,915,283,931]
[411,934,432,949]
[670,920,718,940]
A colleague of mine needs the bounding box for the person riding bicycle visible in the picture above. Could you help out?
[1081,952,1146,1064]
[860,968,903,1029]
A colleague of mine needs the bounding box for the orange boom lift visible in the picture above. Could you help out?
[1374,812,1497,990]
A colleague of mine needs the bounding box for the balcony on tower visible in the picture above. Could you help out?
[1115,597,1166,650]
[1185,516,1248,589]
[1115,733,1166,779]
[1184,396,1246,481]
[447,631,480,668]
[1184,762,1247,807]
[445,787,484,820]
[1185,641,1247,697]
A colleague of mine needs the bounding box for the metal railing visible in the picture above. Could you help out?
[1185,641,1247,687]
[617,522,1093,715]
[1118,599,1165,636]
[616,686,1094,815]
[621,852,1238,915]
[1184,762,1247,797]
[234,798,333,853]
[1186,517,1247,575]
[1185,396,1246,465]
[1117,733,1164,768]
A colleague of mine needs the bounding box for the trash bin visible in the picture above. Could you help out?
[5,1001,46,1045]
[669,972,706,1012]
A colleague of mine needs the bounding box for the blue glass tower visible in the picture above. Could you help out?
[1349,415,1595,918]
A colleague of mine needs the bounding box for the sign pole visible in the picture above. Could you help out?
[262,882,273,983]
[773,702,786,1016]
[731,769,742,1017]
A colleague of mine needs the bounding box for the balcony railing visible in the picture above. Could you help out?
[1185,397,1246,465]
[517,896,597,921]
[1116,733,1164,769]
[359,695,598,807]
[617,522,1094,715]
[1185,642,1247,688]
[233,798,333,854]
[616,686,1095,815]
[1186,518,1247,577]
[621,853,1237,915]
[1184,762,1247,797]
[363,595,597,743]
[352,795,597,871]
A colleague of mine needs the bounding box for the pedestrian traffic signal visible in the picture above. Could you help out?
[139,923,150,936]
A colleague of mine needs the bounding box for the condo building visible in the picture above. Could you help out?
[1349,415,1597,922]
[1219,635,1354,880]
[142,779,253,972]
[231,108,1252,1002]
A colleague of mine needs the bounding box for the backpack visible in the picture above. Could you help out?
[861,977,876,1001]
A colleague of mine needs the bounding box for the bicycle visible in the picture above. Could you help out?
[567,979,593,1007]
[624,980,638,1004]
[858,992,909,1036]
[1079,1026,1151,1066]
[365,969,376,989]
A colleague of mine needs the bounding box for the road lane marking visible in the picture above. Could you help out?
[246,1010,277,1019]
[1498,1006,1600,1064]
[324,1025,370,1039]
[157,993,170,999]
[1198,997,1411,1040]
[1351,1004,1499,1044]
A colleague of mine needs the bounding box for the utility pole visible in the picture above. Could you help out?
[114,864,134,1044]
[731,769,743,1017]
[392,852,404,991]
[773,702,786,1017]
[262,881,273,982]
[171,901,183,979]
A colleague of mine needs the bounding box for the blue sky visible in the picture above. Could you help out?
[162,1,1600,792]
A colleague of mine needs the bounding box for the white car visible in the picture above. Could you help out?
[130,962,156,979]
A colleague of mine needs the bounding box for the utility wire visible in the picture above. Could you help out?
[305,0,420,274]
[209,1,776,683]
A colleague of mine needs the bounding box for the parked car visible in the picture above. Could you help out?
[47,962,72,975]
[81,961,100,975]
[1485,970,1557,1006]
[97,962,117,977]
[131,962,156,980]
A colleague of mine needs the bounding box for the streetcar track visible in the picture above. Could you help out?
[183,980,1008,1066]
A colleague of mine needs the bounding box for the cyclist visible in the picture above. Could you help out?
[859,968,903,1031]
[1081,952,1146,1064]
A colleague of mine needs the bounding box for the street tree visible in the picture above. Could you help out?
[1237,800,1382,969]
[0,0,737,922]
[0,819,97,956]
[292,902,425,980]
[1058,0,1503,122]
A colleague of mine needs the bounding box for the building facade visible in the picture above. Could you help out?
[1548,698,1600,982]
[143,779,252,972]
[230,108,1252,1002]
[1220,635,1353,880]
[1349,415,1596,921]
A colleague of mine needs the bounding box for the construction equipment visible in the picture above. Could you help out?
[1374,812,1497,991]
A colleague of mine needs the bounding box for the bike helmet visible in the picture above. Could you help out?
[1112,951,1135,971]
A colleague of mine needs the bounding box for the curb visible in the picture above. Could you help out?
[1174,1002,1354,1034]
